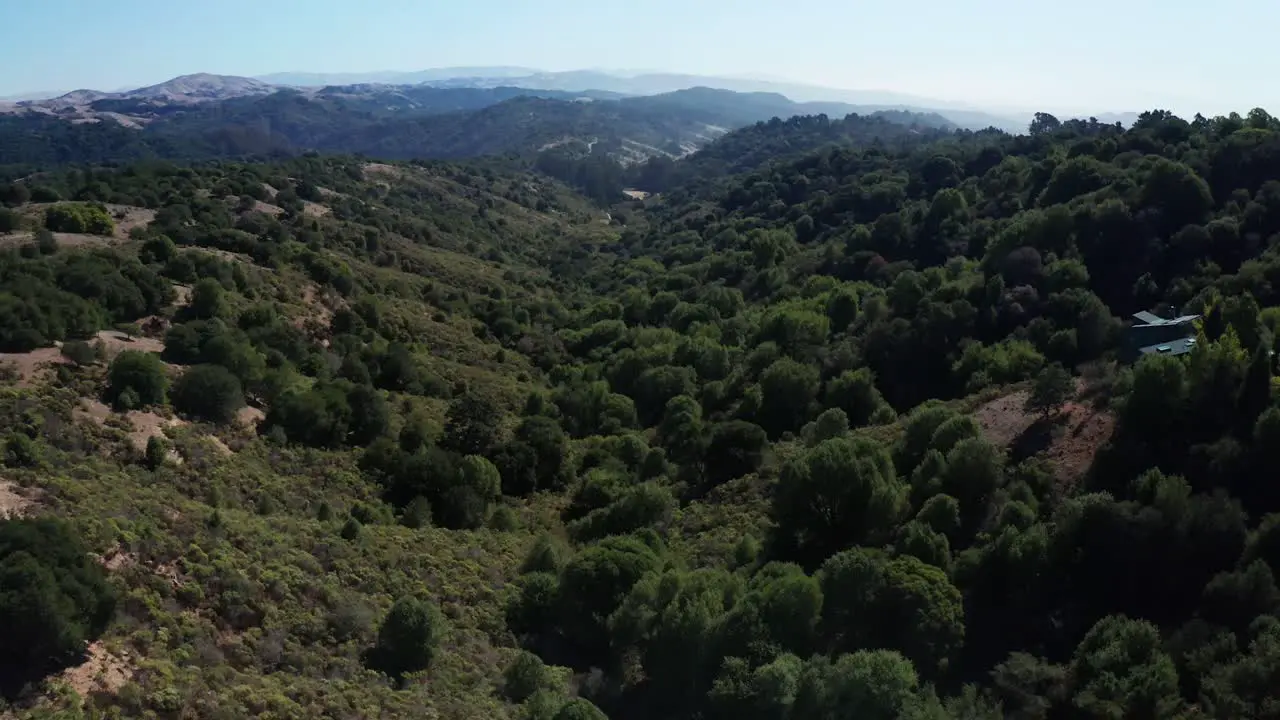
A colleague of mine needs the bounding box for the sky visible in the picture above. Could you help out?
[2,0,1274,116]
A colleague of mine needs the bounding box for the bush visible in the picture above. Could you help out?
[44,203,114,235]
[0,518,116,696]
[172,364,245,424]
[503,651,554,702]
[368,596,447,680]
[60,340,96,366]
[106,350,168,409]
[0,208,19,233]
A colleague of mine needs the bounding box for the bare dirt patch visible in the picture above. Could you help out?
[75,399,186,452]
[974,382,1115,488]
[622,189,651,200]
[171,283,193,307]
[301,200,330,217]
[94,330,164,358]
[0,480,35,518]
[363,162,404,181]
[57,642,134,699]
[125,410,185,451]
[103,204,156,238]
[0,346,69,386]
[253,200,284,216]
[261,183,279,199]
[237,406,265,428]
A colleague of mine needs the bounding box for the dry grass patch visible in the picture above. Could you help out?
[55,642,135,700]
[974,381,1115,488]
[0,479,36,518]
[94,330,164,359]
[0,346,69,386]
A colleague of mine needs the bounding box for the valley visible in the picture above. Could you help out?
[1,61,1280,720]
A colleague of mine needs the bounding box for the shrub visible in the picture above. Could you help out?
[44,203,114,235]
[0,518,116,696]
[503,651,554,702]
[368,596,447,680]
[60,340,96,367]
[172,364,244,424]
[106,350,168,409]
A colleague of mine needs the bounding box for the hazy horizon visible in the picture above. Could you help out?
[4,0,1276,118]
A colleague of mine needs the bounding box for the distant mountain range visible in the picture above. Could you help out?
[0,74,958,173]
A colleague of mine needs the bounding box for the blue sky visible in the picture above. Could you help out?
[2,0,1272,116]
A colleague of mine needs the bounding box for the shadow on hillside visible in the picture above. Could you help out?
[1010,413,1068,464]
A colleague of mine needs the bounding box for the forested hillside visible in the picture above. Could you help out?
[4,106,1280,720]
[0,86,949,174]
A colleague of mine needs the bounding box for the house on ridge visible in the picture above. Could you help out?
[1125,309,1200,361]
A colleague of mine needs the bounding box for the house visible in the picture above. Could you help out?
[1127,310,1200,360]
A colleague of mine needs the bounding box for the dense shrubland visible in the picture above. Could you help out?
[3,106,1280,718]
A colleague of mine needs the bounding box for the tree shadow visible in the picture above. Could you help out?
[1010,413,1068,464]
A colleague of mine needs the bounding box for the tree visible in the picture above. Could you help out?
[553,699,609,720]
[189,278,227,320]
[437,455,501,529]
[559,535,663,660]
[106,350,168,409]
[1069,615,1180,718]
[819,549,964,674]
[440,391,503,457]
[503,651,554,702]
[1025,363,1074,418]
[774,436,906,561]
[703,421,768,487]
[0,519,116,696]
[368,596,447,680]
[758,358,820,437]
[172,364,244,424]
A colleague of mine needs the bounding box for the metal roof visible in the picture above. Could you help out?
[1131,313,1200,328]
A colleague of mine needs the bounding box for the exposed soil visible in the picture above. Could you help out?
[252,200,285,216]
[301,200,330,217]
[57,642,134,699]
[973,382,1115,488]
[0,479,34,518]
[76,399,187,451]
[261,183,279,199]
[125,410,185,452]
[103,204,156,238]
[0,346,69,385]
[363,162,404,180]
[622,189,651,200]
[237,406,265,428]
[94,330,164,359]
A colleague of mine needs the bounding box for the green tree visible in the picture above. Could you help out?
[1069,615,1180,718]
[441,390,503,457]
[106,350,168,409]
[758,358,820,437]
[172,364,244,424]
[368,596,447,681]
[553,698,609,720]
[774,436,906,561]
[503,650,554,702]
[0,519,116,696]
[189,278,227,320]
[437,455,501,529]
[1025,363,1074,418]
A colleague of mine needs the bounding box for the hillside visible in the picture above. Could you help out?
[4,106,1280,720]
[0,84,954,199]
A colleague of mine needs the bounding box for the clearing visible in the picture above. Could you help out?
[0,346,69,385]
[973,382,1115,488]
[0,479,35,518]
